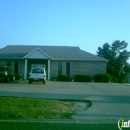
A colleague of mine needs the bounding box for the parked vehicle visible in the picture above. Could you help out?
[0,66,15,82]
[29,67,46,84]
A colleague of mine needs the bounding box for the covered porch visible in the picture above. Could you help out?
[23,47,51,80]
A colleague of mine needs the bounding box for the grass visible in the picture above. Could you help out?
[122,83,130,86]
[0,97,76,119]
[0,122,118,130]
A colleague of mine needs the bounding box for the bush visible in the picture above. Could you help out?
[94,74,103,82]
[14,73,20,80]
[94,74,111,83]
[74,75,91,82]
[103,74,111,82]
[57,75,71,81]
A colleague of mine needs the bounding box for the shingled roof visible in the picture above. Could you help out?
[0,45,108,61]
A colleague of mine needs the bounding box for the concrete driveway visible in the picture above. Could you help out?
[0,80,130,123]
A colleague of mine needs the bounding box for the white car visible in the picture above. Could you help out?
[29,68,46,84]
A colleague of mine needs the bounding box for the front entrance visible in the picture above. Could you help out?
[24,59,50,80]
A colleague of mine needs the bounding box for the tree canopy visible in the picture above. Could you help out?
[97,40,130,82]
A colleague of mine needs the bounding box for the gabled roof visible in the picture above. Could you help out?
[0,45,108,61]
[23,47,52,59]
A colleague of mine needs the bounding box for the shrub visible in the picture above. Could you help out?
[14,73,20,80]
[103,74,111,82]
[94,74,103,82]
[57,75,70,81]
[94,74,111,83]
[74,75,91,82]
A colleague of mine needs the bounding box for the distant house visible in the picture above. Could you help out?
[0,45,108,80]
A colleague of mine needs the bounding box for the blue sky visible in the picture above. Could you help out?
[0,0,130,59]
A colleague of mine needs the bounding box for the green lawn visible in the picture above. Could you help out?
[0,122,118,130]
[0,97,76,119]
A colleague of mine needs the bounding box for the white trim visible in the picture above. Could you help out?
[24,59,28,79]
[48,60,50,80]
[23,47,52,59]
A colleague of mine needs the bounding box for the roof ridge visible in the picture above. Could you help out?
[5,45,79,48]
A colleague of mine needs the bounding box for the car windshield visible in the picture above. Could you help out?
[0,67,5,72]
[32,68,44,73]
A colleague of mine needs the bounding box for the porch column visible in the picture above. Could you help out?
[48,60,50,80]
[24,59,28,80]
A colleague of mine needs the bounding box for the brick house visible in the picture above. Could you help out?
[0,45,108,80]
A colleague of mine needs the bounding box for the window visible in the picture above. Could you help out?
[58,62,62,75]
[66,63,70,76]
[32,68,44,73]
[14,62,18,73]
[6,63,10,67]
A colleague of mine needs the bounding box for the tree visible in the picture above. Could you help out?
[97,40,130,82]
[124,63,130,75]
